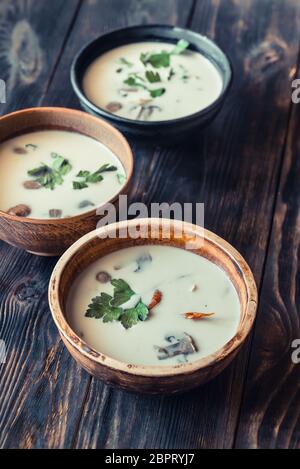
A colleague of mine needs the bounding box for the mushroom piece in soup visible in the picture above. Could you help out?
[66,245,240,366]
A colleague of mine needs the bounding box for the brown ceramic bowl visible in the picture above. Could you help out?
[0,107,133,256]
[49,218,258,395]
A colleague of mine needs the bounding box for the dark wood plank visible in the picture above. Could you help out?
[0,0,195,449]
[0,0,81,115]
[0,245,92,449]
[43,0,194,108]
[235,87,300,449]
[73,0,300,449]
[0,0,89,450]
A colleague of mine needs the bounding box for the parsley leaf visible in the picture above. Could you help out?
[73,164,117,189]
[73,180,89,190]
[84,278,150,329]
[95,164,118,174]
[111,278,135,307]
[120,301,149,329]
[149,88,166,98]
[85,292,122,323]
[77,170,90,178]
[86,173,103,184]
[118,57,133,67]
[171,39,189,55]
[141,51,170,68]
[117,173,126,185]
[124,76,147,89]
[27,165,50,177]
[27,152,72,191]
[140,40,190,69]
[145,70,161,83]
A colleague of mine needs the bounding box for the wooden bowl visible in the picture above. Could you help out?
[49,218,258,394]
[0,107,133,256]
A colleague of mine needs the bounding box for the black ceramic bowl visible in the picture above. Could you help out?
[71,25,233,141]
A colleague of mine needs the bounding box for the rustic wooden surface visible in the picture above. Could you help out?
[0,0,299,449]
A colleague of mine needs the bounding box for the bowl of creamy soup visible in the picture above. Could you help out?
[0,107,133,256]
[71,25,232,140]
[49,218,257,394]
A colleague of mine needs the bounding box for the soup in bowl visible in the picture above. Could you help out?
[71,25,232,140]
[49,218,257,394]
[0,107,133,255]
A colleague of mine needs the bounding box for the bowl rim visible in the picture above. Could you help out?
[0,107,134,224]
[48,218,258,378]
[70,24,233,127]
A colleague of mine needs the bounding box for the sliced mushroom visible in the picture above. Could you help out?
[7,204,31,217]
[49,209,62,218]
[134,253,152,272]
[13,147,28,155]
[23,180,42,190]
[155,333,197,360]
[96,271,111,284]
[106,102,123,113]
[131,103,162,121]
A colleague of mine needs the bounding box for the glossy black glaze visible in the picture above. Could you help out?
[71,25,233,141]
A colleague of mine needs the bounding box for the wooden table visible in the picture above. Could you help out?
[0,0,299,449]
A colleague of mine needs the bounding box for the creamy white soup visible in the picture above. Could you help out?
[0,130,126,219]
[83,41,223,122]
[67,245,240,366]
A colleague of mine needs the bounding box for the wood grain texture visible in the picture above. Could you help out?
[0,243,92,448]
[0,0,81,114]
[49,220,257,395]
[72,0,300,449]
[0,0,299,449]
[43,0,194,108]
[0,0,195,449]
[235,91,300,449]
[0,107,134,255]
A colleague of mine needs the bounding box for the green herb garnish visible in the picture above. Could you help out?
[118,57,133,67]
[27,153,72,190]
[73,181,89,190]
[124,75,147,89]
[73,164,117,190]
[117,173,126,185]
[145,70,161,83]
[110,279,135,307]
[124,73,165,99]
[140,51,171,69]
[27,165,49,177]
[85,278,149,329]
[51,153,72,175]
[168,68,175,81]
[140,39,189,69]
[171,39,189,55]
[120,302,149,329]
[149,88,166,98]
[86,292,123,323]
[118,39,190,106]
[179,65,190,82]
